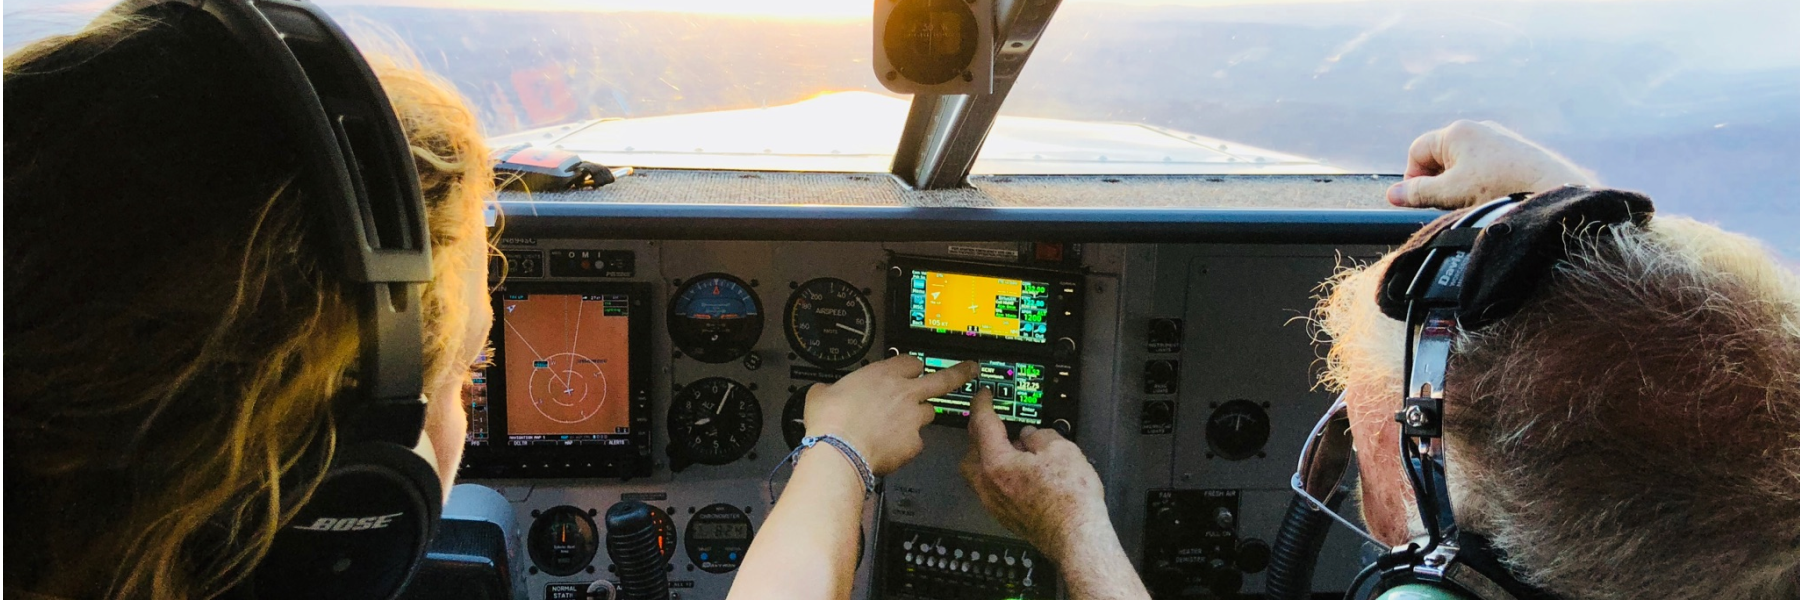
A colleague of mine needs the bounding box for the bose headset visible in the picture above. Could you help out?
[1269,186,1655,600]
[107,1,443,598]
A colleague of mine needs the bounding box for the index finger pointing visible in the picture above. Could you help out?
[965,388,1013,464]
[913,360,980,399]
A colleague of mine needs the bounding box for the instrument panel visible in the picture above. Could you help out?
[462,224,1398,600]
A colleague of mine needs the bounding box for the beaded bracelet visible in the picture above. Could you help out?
[766,434,877,503]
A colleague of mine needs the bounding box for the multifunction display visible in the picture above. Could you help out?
[908,270,1050,344]
[461,281,654,479]
[886,256,1085,435]
[887,256,1084,361]
[500,292,635,446]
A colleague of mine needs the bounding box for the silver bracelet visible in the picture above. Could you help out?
[766,434,878,503]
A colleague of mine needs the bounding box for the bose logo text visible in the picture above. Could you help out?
[293,513,404,532]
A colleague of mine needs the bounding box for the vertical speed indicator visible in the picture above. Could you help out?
[783,278,875,369]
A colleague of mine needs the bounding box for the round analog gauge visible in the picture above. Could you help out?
[1206,399,1271,461]
[527,505,599,577]
[782,384,814,450]
[883,0,979,86]
[685,503,754,574]
[668,273,764,363]
[668,377,763,467]
[783,278,876,369]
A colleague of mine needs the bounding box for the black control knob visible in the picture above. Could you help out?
[1235,538,1272,574]
[1204,558,1243,597]
[1149,318,1181,341]
[605,502,671,600]
[1150,506,1183,537]
[1147,565,1188,599]
[1144,360,1179,393]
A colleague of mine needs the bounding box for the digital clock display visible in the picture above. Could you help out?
[691,523,749,539]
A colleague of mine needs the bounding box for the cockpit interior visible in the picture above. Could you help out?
[5,1,1794,600]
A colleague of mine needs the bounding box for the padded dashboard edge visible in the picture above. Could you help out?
[491,203,1439,244]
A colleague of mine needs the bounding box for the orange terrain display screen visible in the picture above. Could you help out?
[499,293,634,446]
[907,270,1050,344]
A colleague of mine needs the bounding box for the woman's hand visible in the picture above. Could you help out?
[803,355,978,476]
[959,389,1111,564]
[1388,120,1598,209]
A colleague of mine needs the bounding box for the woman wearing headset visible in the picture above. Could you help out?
[3,5,498,597]
[3,3,974,600]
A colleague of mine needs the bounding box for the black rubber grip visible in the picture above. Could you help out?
[605,502,670,600]
[1264,494,1336,600]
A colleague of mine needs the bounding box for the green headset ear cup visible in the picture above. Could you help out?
[248,441,443,600]
[1375,583,1478,600]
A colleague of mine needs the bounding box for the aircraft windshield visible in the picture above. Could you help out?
[5,0,1794,256]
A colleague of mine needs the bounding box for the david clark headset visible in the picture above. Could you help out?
[1272,186,1654,600]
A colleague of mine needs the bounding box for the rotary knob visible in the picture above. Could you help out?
[1235,538,1271,574]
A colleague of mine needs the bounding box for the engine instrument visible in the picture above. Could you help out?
[527,505,600,577]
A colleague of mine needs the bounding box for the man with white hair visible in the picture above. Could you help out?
[959,120,1800,600]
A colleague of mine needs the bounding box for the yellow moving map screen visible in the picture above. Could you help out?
[907,269,1049,344]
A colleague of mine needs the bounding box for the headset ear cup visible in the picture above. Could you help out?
[248,441,442,600]
[1372,583,1476,600]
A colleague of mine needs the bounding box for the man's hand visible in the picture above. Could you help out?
[960,389,1109,563]
[962,391,1151,600]
[803,355,977,476]
[1388,120,1598,209]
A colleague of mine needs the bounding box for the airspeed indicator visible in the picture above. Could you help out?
[783,278,875,369]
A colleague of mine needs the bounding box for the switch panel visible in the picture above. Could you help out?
[549,248,635,278]
[876,523,1057,600]
[1142,490,1250,599]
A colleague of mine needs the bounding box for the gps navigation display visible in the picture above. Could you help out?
[908,351,1049,426]
[500,292,635,446]
[461,281,652,479]
[907,269,1050,344]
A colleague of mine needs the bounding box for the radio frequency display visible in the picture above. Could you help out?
[908,352,1047,426]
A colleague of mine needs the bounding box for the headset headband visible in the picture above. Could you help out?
[115,0,434,440]
[109,2,443,598]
